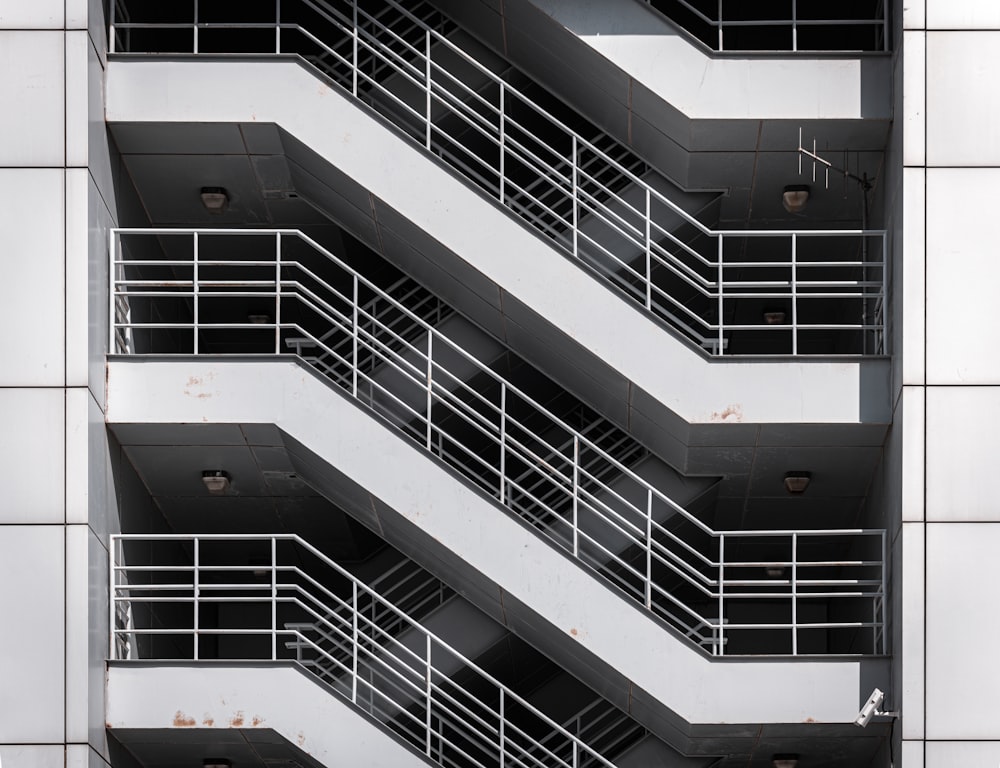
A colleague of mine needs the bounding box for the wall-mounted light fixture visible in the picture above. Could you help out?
[247,314,271,325]
[782,184,810,214]
[784,471,811,494]
[200,186,229,214]
[765,566,786,578]
[201,470,231,495]
[763,310,786,325]
[772,755,799,768]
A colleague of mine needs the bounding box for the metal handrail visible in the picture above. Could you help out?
[108,0,888,357]
[643,0,889,53]
[110,533,620,768]
[110,227,887,655]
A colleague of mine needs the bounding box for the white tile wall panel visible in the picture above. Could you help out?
[0,388,65,523]
[65,525,90,742]
[901,168,925,386]
[904,0,926,30]
[0,169,65,386]
[901,387,925,522]
[66,0,88,29]
[0,746,67,768]
[927,2,1000,29]
[925,168,1000,383]
[0,32,64,165]
[66,387,89,524]
[901,523,925,739]
[66,32,90,167]
[926,524,1000,739]
[926,387,1000,520]
[0,0,62,28]
[67,168,90,387]
[901,741,924,768]
[0,527,65,742]
[903,32,926,168]
[926,741,1000,766]
[927,33,1000,165]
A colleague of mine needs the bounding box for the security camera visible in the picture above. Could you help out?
[854,687,898,727]
[854,688,885,727]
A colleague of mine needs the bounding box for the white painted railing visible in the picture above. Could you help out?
[111,227,887,655]
[110,533,620,768]
[644,0,889,52]
[108,0,887,356]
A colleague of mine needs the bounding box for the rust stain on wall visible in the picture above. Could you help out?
[251,716,264,727]
[173,711,196,727]
[569,628,578,637]
[297,731,306,747]
[202,716,215,726]
[230,711,245,727]
[710,404,743,423]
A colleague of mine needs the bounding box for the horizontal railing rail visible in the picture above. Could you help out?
[108,0,887,356]
[643,0,889,52]
[111,227,887,655]
[110,533,620,768]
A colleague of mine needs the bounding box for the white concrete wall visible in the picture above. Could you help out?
[106,665,430,768]
[0,3,119,768]
[900,1,1000,764]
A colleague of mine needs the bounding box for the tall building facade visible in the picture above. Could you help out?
[0,0,995,766]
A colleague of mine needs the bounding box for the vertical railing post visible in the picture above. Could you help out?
[791,0,798,51]
[645,489,653,609]
[271,537,278,660]
[352,274,359,397]
[351,581,359,704]
[274,233,282,354]
[571,134,579,259]
[573,740,579,768]
[108,536,116,660]
[192,232,199,355]
[425,635,433,758]
[791,233,798,355]
[791,533,798,655]
[498,84,506,205]
[644,187,652,311]
[499,688,505,768]
[717,0,723,50]
[881,232,888,354]
[572,435,579,558]
[425,29,432,151]
[499,383,507,504]
[108,230,117,353]
[275,0,281,53]
[109,0,116,54]
[193,0,199,54]
[352,0,359,96]
[716,235,724,355]
[717,534,725,656]
[426,333,434,451]
[881,529,887,655]
[193,537,200,660]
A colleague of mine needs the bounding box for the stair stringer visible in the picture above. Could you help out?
[106,663,434,768]
[105,57,891,475]
[105,357,887,756]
